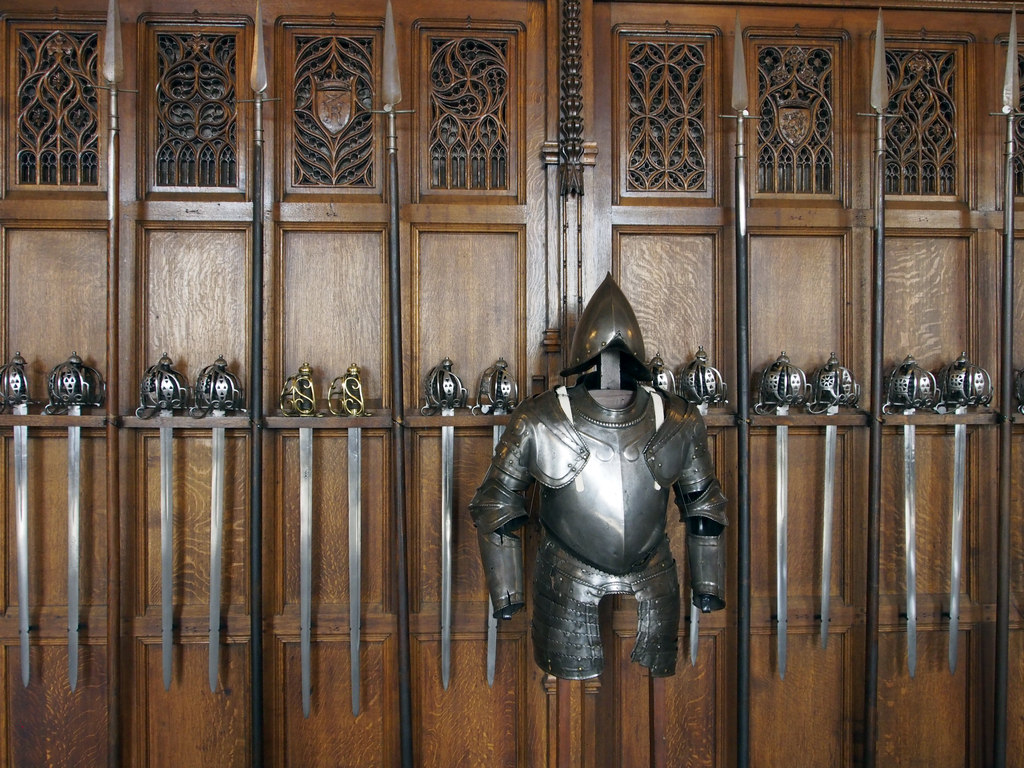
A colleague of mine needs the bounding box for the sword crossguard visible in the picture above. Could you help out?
[421,357,468,415]
[883,355,938,414]
[754,351,809,414]
[45,352,105,414]
[328,364,371,417]
[935,353,992,412]
[677,346,728,409]
[807,352,860,414]
[472,358,518,415]
[191,356,245,418]
[0,352,30,412]
[136,353,191,417]
[281,362,319,417]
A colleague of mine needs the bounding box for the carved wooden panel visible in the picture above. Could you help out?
[139,226,250,382]
[9,23,101,191]
[753,34,843,198]
[749,232,853,373]
[279,21,381,197]
[614,27,717,201]
[141,17,249,196]
[414,22,522,202]
[277,228,386,403]
[615,229,721,377]
[412,227,525,402]
[4,226,108,396]
[883,41,967,199]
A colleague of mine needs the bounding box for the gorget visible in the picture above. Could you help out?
[539,385,669,575]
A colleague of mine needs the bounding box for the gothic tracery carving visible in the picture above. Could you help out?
[624,37,707,194]
[154,31,238,188]
[428,35,510,191]
[884,47,958,196]
[293,34,375,188]
[756,43,834,195]
[16,29,100,186]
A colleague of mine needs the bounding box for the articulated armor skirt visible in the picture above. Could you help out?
[532,534,680,679]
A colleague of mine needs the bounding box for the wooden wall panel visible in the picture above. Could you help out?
[140,226,250,379]
[4,226,108,396]
[413,228,525,396]
[278,228,385,401]
[750,633,852,766]
[615,228,720,370]
[749,232,850,373]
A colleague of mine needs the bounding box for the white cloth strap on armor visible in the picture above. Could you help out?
[640,385,664,489]
[555,386,585,492]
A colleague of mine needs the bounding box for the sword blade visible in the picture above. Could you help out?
[348,426,362,715]
[690,592,700,666]
[14,404,29,686]
[68,405,82,690]
[821,420,837,648]
[160,422,174,690]
[486,424,502,686]
[441,421,454,690]
[299,426,313,717]
[949,414,966,673]
[208,423,225,692]
[776,414,789,680]
[903,420,918,678]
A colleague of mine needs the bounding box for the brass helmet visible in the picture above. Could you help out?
[561,273,647,378]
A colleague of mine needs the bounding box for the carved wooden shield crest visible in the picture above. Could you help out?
[778,104,812,147]
[314,77,356,135]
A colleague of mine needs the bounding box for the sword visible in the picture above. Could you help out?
[884,355,938,678]
[329,364,370,715]
[281,362,318,716]
[46,353,105,691]
[676,347,728,666]
[935,354,991,673]
[423,357,468,691]
[755,352,808,680]
[2,353,31,686]
[137,354,191,690]
[473,359,518,685]
[807,353,860,648]
[191,356,245,692]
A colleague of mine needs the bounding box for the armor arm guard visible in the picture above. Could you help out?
[674,476,728,612]
[477,528,525,618]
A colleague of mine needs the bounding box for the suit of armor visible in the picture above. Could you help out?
[470,275,728,679]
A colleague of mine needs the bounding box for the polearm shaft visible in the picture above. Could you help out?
[995,9,1018,764]
[102,0,124,757]
[864,12,888,767]
[731,14,751,767]
[383,3,414,763]
[249,1,268,760]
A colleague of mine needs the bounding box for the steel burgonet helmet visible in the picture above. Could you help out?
[561,273,647,378]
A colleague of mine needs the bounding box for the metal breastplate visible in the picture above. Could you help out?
[539,387,669,574]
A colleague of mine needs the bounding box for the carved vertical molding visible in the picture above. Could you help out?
[559,0,584,196]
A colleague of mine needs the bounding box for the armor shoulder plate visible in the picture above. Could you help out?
[514,390,590,489]
[643,394,712,490]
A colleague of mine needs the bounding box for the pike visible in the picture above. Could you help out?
[935,354,991,674]
[422,358,467,691]
[137,354,190,690]
[1,353,31,686]
[329,364,370,714]
[676,347,727,666]
[191,356,244,692]
[807,353,859,648]
[755,353,808,680]
[280,362,318,716]
[46,353,105,691]
[473,359,519,685]
[884,355,937,678]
